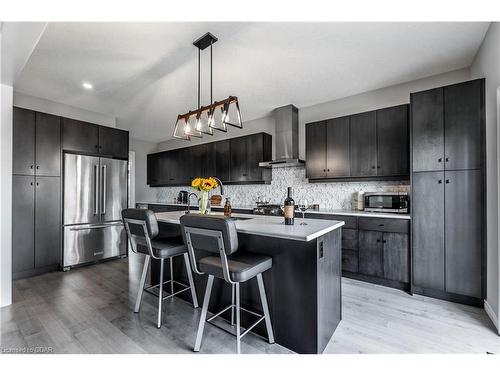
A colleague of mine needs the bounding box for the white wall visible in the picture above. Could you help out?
[129,137,158,203]
[0,84,13,307]
[298,68,471,159]
[14,91,116,127]
[470,22,500,332]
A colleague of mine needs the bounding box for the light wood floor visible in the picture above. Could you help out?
[1,253,499,354]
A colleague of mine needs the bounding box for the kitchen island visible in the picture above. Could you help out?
[151,211,344,354]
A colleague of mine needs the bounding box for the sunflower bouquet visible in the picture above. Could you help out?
[191,177,219,214]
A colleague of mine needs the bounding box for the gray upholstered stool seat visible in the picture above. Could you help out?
[136,237,187,259]
[198,253,272,283]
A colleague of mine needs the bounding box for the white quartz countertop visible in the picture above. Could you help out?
[137,202,410,220]
[155,211,345,242]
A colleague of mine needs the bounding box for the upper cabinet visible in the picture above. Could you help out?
[13,107,61,177]
[63,117,129,159]
[306,104,409,181]
[411,79,483,172]
[147,133,272,187]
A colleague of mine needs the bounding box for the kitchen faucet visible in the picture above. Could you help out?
[212,177,224,196]
[186,192,199,214]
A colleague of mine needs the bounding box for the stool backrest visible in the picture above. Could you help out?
[122,208,159,239]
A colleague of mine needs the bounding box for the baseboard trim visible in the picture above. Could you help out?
[484,299,499,334]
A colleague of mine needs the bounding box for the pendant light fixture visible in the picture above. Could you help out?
[172,32,243,140]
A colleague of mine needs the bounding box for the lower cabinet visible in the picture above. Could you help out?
[12,175,60,279]
[358,230,384,277]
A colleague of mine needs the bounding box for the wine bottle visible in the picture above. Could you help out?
[284,187,295,225]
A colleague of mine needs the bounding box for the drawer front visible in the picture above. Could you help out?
[307,213,357,229]
[342,249,359,273]
[148,204,185,213]
[342,228,358,250]
[358,217,409,233]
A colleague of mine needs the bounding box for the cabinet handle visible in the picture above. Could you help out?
[438,158,442,163]
[36,182,39,186]
[36,165,39,169]
[372,166,376,169]
[383,240,387,244]
[438,179,442,184]
[376,239,381,243]
[327,169,330,172]
[30,181,33,186]
[445,157,449,162]
[30,165,34,169]
[446,179,450,184]
[377,166,381,169]
[378,223,384,227]
[323,169,326,172]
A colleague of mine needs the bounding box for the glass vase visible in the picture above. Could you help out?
[199,190,209,214]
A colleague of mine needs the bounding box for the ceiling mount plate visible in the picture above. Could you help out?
[193,32,218,50]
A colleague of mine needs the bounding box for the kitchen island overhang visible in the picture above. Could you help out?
[152,212,344,354]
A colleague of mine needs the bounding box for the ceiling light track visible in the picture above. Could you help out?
[172,32,242,141]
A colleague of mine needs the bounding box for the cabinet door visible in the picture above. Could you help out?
[305,121,327,179]
[377,105,409,176]
[99,126,129,159]
[383,232,409,282]
[246,133,266,181]
[411,88,444,172]
[13,107,36,175]
[62,118,99,154]
[445,170,482,297]
[350,111,377,177]
[215,140,230,182]
[12,175,35,274]
[189,144,205,180]
[204,143,217,177]
[358,230,383,277]
[326,117,350,178]
[412,171,445,290]
[35,177,61,268]
[36,112,61,176]
[444,80,483,170]
[147,153,160,185]
[230,136,248,182]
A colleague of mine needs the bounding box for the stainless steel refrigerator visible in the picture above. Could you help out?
[63,153,127,269]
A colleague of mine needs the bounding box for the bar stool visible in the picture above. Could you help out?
[122,209,199,328]
[180,213,275,354]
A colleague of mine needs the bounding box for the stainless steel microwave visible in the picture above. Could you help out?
[364,192,409,213]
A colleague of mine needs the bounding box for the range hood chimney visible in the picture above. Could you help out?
[259,104,305,168]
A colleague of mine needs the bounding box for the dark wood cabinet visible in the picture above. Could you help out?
[35,112,61,176]
[358,230,384,277]
[13,107,36,175]
[383,232,409,283]
[411,79,485,306]
[350,111,377,177]
[444,170,482,298]
[147,133,271,186]
[305,104,409,181]
[98,126,129,159]
[444,80,483,170]
[62,118,99,154]
[326,117,350,178]
[305,121,327,179]
[377,105,409,176]
[34,177,60,268]
[12,175,35,274]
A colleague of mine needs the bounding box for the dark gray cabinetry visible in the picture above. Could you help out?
[305,104,409,181]
[411,88,444,172]
[350,111,377,177]
[358,230,384,277]
[13,107,36,175]
[411,79,485,306]
[383,232,410,283]
[35,112,61,176]
[444,170,482,297]
[98,126,129,159]
[377,105,409,176]
[147,133,271,186]
[12,175,35,274]
[305,121,327,179]
[62,118,99,154]
[326,117,350,178]
[34,177,61,268]
[412,171,445,290]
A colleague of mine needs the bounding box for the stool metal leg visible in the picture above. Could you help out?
[257,273,275,344]
[235,282,241,354]
[135,255,150,313]
[183,253,199,308]
[169,257,174,297]
[157,259,164,329]
[194,274,214,352]
[230,284,235,326]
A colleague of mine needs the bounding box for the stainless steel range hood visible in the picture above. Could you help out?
[259,104,305,168]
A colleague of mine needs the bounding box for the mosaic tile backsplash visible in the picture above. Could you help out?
[154,167,409,210]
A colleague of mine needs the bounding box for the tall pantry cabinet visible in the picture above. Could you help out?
[411,79,485,306]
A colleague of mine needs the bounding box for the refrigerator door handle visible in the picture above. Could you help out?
[94,164,99,215]
[69,222,123,231]
[102,164,107,215]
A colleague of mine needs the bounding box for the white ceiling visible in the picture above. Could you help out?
[14,22,489,142]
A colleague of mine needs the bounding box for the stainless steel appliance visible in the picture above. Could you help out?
[177,190,189,204]
[63,154,127,269]
[364,192,409,213]
[252,204,284,216]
